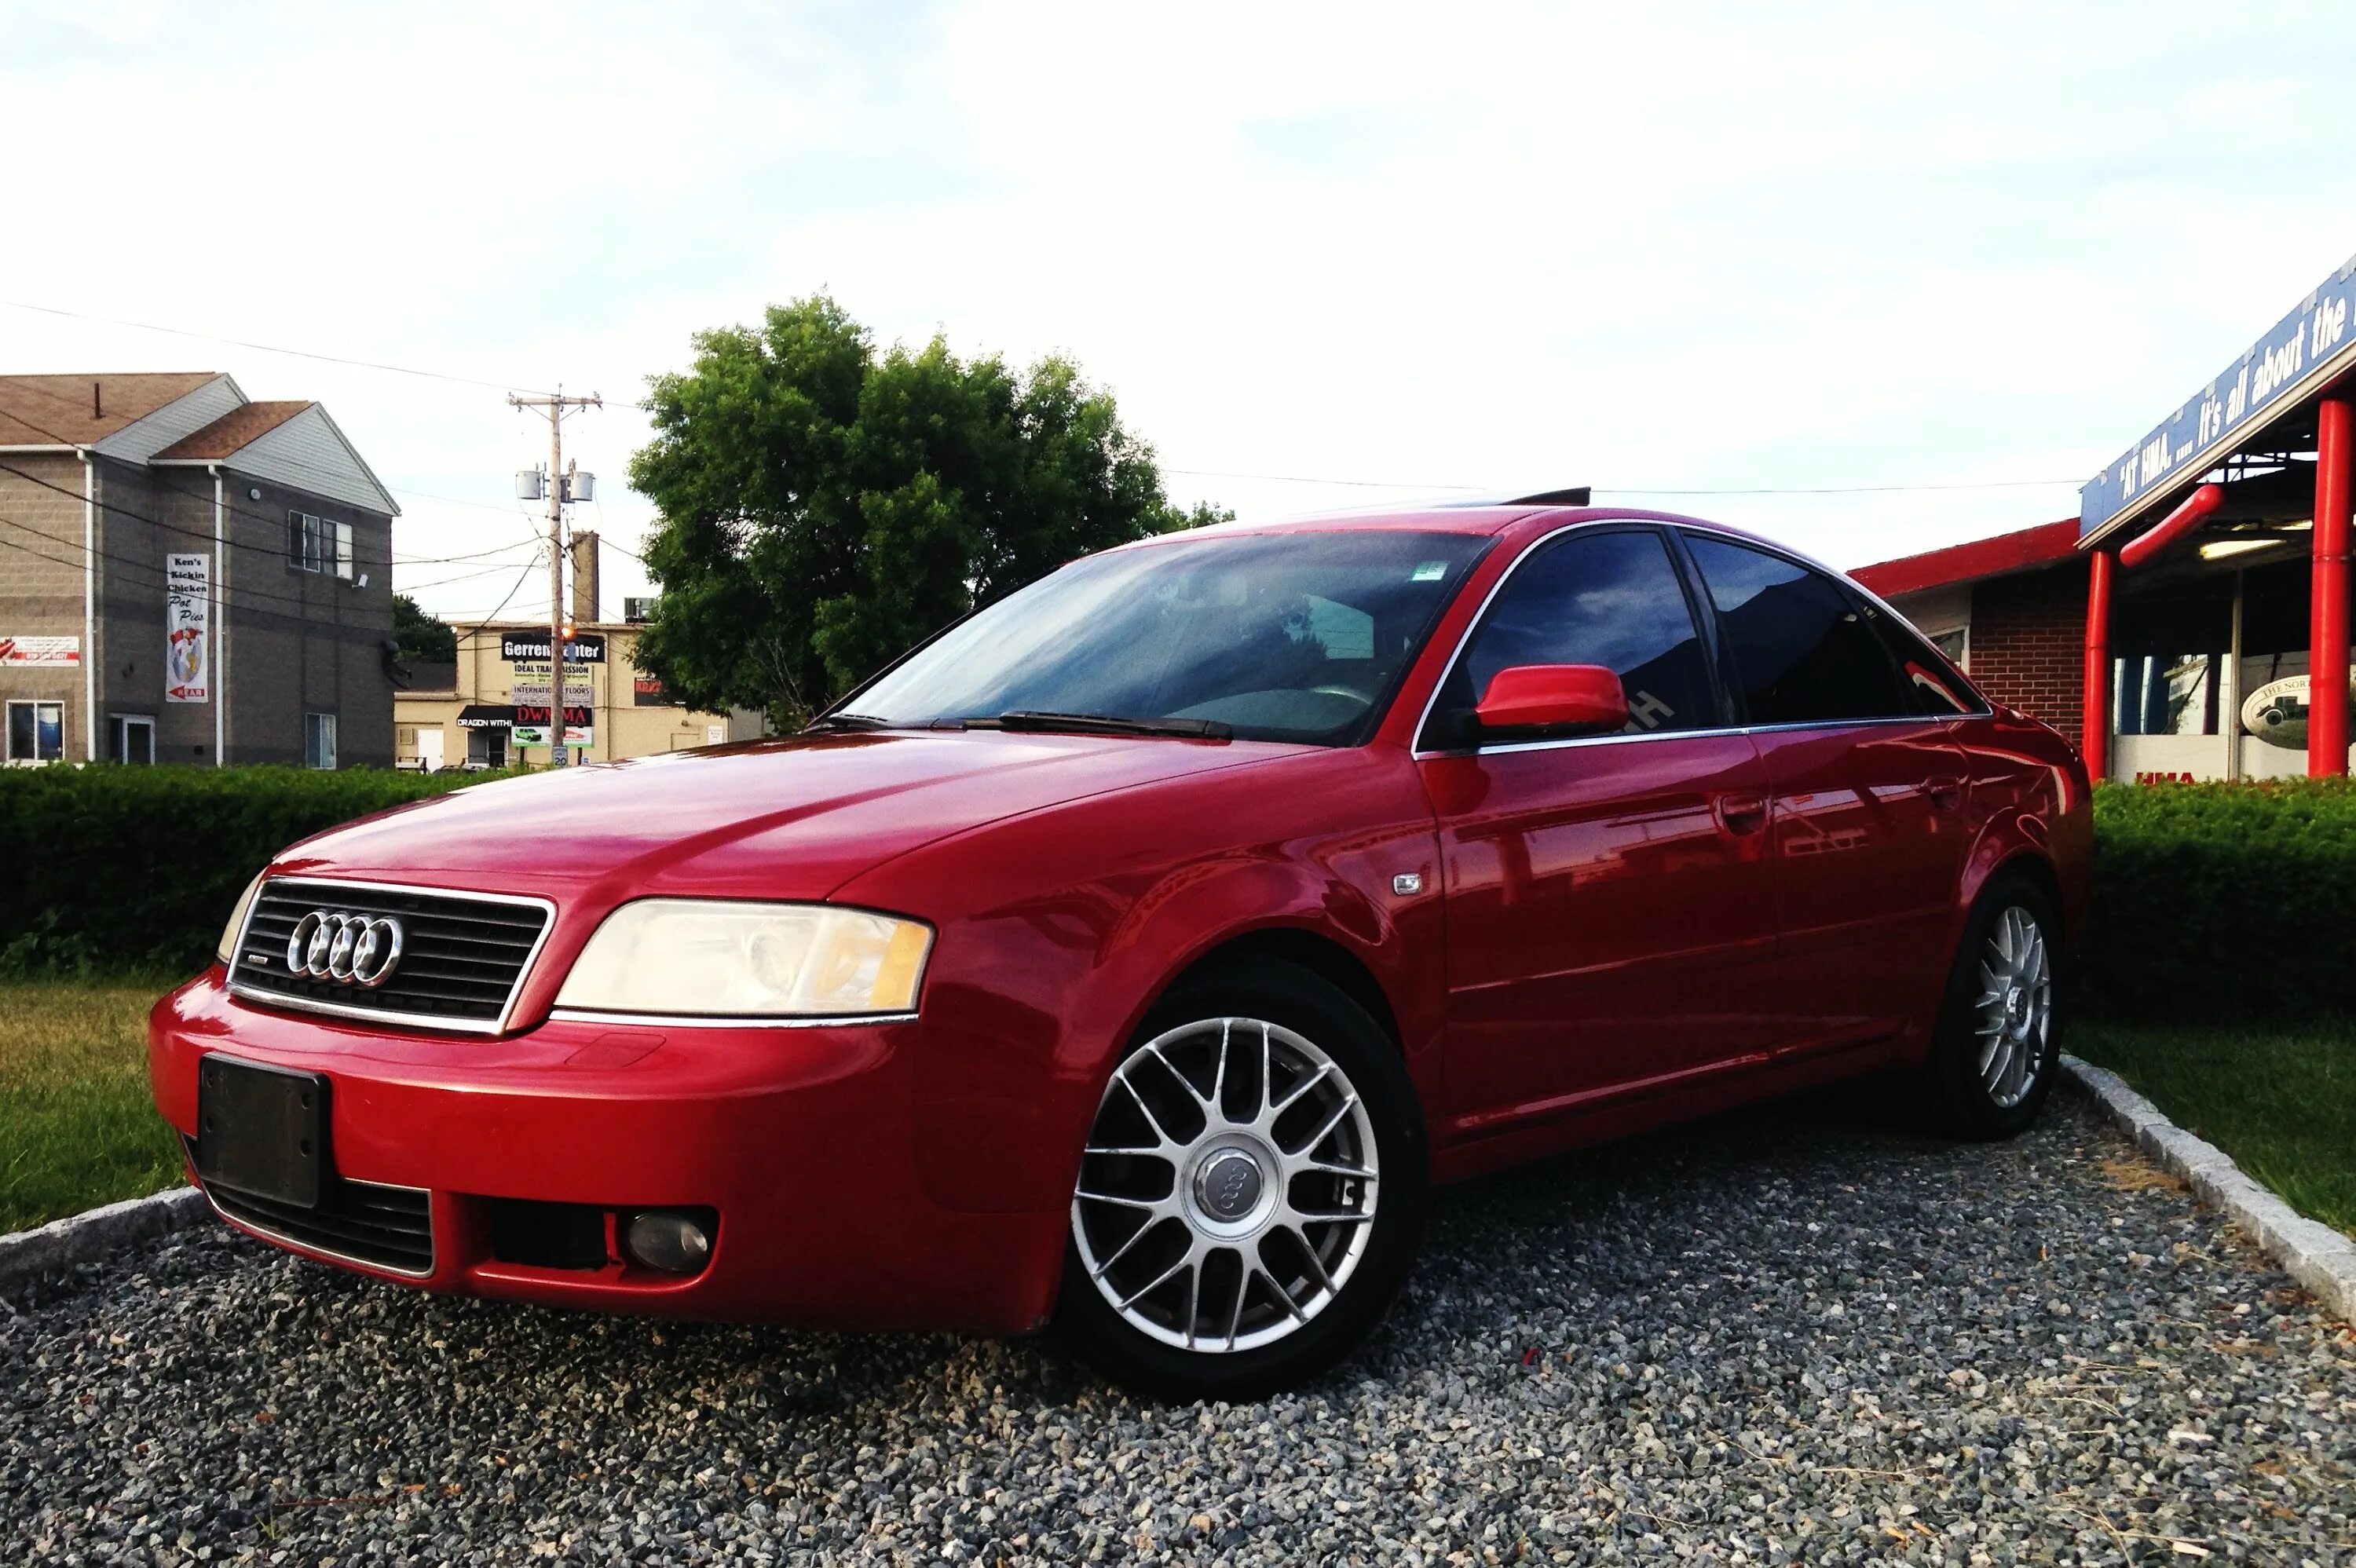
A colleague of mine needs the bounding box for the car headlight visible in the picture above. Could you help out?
[553,900,933,1018]
[216,873,265,965]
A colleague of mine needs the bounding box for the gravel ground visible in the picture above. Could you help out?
[3,1089,2350,1567]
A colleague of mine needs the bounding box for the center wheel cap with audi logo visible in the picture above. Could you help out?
[286,910,406,987]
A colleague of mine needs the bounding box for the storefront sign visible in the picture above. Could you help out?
[509,678,591,707]
[164,553,211,703]
[456,704,515,729]
[632,674,671,707]
[0,635,80,667]
[2241,671,2356,749]
[501,632,605,663]
[2083,252,2356,541]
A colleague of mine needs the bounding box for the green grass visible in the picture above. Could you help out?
[5,972,2350,1249]
[0,974,187,1234]
[2072,1016,2356,1238]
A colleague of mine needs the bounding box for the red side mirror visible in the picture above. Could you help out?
[1474,664,1630,735]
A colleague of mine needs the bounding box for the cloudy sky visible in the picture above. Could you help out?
[5,1,2354,620]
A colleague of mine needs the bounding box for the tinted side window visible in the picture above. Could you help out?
[1684,535,1911,725]
[1427,528,1718,746]
[1866,608,1982,716]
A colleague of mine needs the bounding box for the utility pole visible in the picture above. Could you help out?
[507,386,601,766]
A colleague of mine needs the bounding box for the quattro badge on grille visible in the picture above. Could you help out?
[285,910,405,987]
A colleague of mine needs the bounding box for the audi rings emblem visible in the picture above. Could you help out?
[286,910,405,987]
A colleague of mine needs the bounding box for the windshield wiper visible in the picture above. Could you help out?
[802,711,895,733]
[971,710,1232,740]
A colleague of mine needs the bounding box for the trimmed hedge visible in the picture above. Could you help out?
[0,766,514,975]
[6,762,2353,1017]
[2083,775,2356,1019]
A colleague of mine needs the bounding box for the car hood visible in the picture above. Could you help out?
[272,731,1296,906]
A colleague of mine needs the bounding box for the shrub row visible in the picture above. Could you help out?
[0,766,513,975]
[5,762,2351,1018]
[2082,775,2356,1019]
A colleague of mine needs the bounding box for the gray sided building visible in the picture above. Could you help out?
[1,373,401,768]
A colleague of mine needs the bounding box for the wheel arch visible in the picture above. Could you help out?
[1154,925,1407,1051]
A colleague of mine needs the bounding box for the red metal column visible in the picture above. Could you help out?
[2083,549,2114,780]
[2314,397,2353,777]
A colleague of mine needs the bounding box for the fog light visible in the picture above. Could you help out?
[622,1209,713,1274]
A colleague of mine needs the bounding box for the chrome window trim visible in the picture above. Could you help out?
[197,1169,437,1280]
[1406,516,1989,760]
[546,1007,920,1030]
[226,875,558,1037]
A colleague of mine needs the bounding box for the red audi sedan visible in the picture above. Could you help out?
[151,501,2090,1397]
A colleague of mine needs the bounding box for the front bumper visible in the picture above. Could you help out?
[148,970,1066,1335]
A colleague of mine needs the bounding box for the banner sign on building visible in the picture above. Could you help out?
[512,701,592,748]
[2082,251,2356,542]
[501,631,605,663]
[632,673,670,706]
[508,677,591,708]
[0,635,81,667]
[164,552,211,703]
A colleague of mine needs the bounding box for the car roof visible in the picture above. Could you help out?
[1114,502,1799,557]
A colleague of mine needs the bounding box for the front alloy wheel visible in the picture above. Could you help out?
[1073,1016,1378,1352]
[1058,965,1426,1397]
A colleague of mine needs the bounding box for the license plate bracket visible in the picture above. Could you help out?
[196,1056,328,1208]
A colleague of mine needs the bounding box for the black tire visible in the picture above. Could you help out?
[1055,961,1429,1400]
[1922,872,2063,1140]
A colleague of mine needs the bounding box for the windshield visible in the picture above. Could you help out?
[838,529,1492,744]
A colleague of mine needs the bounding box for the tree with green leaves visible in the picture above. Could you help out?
[627,295,1227,726]
[393,594,456,663]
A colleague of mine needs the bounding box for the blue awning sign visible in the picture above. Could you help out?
[2081,253,2356,544]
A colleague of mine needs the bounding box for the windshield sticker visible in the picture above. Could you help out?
[1410,561,1447,582]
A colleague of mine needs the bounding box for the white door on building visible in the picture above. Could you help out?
[417,728,445,772]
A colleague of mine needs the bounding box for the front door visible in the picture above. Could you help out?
[1681,533,1972,1047]
[1418,526,1783,1134]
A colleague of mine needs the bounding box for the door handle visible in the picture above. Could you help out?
[1922,776,1965,811]
[1715,791,1769,836]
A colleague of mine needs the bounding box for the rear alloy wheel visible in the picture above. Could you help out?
[1059,967,1425,1397]
[1925,877,2062,1139]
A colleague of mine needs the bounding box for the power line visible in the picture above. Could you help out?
[397,558,550,594]
[1162,466,2085,496]
[0,515,404,627]
[1163,466,1487,491]
[1598,477,2083,497]
[0,298,549,395]
[0,400,546,569]
[391,539,541,566]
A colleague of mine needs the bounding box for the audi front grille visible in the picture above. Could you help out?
[228,877,554,1034]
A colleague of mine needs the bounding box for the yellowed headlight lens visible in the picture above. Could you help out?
[554,900,933,1018]
[216,873,265,965]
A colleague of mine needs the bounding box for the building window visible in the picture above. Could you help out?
[5,700,64,765]
[110,715,155,765]
[305,711,338,769]
[1927,626,1968,671]
[466,726,508,768]
[289,511,354,579]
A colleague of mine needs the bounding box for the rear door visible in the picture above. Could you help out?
[1678,532,1971,1049]
[1417,525,1783,1133]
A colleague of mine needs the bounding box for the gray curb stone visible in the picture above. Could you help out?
[0,1186,210,1295]
[2063,1052,2356,1323]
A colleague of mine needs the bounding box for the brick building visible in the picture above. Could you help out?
[0,373,400,767]
[1855,522,2093,751]
[1860,506,2334,785]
